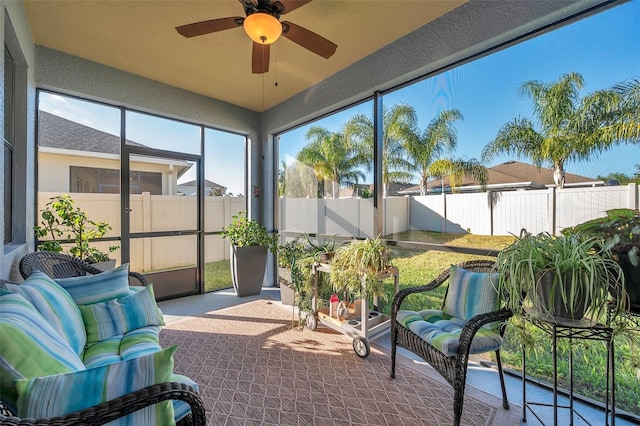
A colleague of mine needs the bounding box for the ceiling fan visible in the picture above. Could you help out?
[176,0,338,74]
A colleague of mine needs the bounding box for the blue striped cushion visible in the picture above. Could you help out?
[405,313,503,356]
[5,272,86,355]
[397,309,448,327]
[120,326,163,360]
[16,345,178,425]
[0,292,85,412]
[55,263,131,305]
[82,326,162,368]
[443,265,499,322]
[82,335,123,368]
[79,285,164,344]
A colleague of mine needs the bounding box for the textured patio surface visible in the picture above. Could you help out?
[160,299,520,425]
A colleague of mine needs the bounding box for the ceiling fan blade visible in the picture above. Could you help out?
[281,21,337,59]
[176,17,243,38]
[252,42,270,74]
[277,0,313,14]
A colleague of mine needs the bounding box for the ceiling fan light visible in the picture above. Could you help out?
[243,13,282,44]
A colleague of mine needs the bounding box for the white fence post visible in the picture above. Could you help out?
[142,192,152,271]
[548,187,556,235]
[441,193,447,233]
[628,183,638,210]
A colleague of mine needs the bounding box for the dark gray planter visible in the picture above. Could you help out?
[278,267,295,306]
[617,253,640,313]
[230,245,268,297]
[535,270,588,322]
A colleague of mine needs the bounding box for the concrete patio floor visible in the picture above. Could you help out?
[159,287,638,426]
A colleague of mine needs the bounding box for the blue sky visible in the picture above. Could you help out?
[40,1,640,193]
[280,0,640,181]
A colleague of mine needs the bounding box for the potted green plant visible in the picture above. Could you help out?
[33,194,119,269]
[495,231,626,324]
[329,236,392,303]
[277,236,308,306]
[304,234,339,263]
[221,211,278,297]
[278,235,335,324]
[562,208,640,312]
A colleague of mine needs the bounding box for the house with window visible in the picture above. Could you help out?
[38,111,193,195]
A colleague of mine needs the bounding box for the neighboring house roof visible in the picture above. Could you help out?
[423,160,602,193]
[177,179,227,195]
[339,182,425,197]
[39,111,144,154]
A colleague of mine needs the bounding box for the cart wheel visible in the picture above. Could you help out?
[353,337,370,358]
[305,313,318,331]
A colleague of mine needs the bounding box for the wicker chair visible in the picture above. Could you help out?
[19,251,147,286]
[0,382,206,425]
[390,260,513,426]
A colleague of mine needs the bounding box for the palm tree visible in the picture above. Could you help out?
[296,126,367,198]
[482,73,640,188]
[428,158,488,193]
[344,103,417,197]
[401,109,487,194]
[279,160,318,198]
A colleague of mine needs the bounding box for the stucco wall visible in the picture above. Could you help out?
[1,1,37,281]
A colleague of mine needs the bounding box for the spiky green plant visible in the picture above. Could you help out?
[329,237,392,301]
[495,231,625,322]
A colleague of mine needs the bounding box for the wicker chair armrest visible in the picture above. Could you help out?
[457,307,513,357]
[391,267,451,320]
[127,271,148,286]
[19,252,148,287]
[0,382,205,426]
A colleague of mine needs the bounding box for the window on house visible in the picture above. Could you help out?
[69,166,162,195]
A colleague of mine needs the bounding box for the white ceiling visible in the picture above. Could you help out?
[24,0,467,112]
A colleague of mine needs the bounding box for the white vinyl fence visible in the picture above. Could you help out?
[37,192,245,272]
[281,183,639,237]
[39,184,638,271]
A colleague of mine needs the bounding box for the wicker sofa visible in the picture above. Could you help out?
[0,258,205,425]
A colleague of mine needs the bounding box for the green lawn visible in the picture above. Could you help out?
[204,259,232,292]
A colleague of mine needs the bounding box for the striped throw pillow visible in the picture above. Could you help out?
[443,265,500,322]
[55,263,131,305]
[16,345,178,426]
[5,272,86,355]
[0,292,86,413]
[79,285,164,344]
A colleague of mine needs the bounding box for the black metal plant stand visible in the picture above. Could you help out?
[521,309,615,426]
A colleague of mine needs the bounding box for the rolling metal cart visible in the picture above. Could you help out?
[305,263,399,358]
